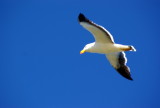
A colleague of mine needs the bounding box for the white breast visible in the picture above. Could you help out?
[89,43,122,54]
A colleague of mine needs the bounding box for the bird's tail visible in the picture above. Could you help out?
[129,46,136,51]
[119,45,136,52]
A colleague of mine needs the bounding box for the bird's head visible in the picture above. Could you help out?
[80,43,94,54]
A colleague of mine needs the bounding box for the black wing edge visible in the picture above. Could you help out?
[116,66,133,80]
[116,52,133,80]
[78,13,91,23]
[78,13,115,43]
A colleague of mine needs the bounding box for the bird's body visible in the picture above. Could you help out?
[78,13,136,80]
[85,42,132,54]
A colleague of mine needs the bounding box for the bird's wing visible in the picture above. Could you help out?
[105,52,133,80]
[78,13,114,43]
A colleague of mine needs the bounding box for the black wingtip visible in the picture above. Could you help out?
[78,13,89,22]
[128,76,133,81]
[116,66,133,81]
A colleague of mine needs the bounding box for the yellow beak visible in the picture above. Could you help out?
[80,50,85,54]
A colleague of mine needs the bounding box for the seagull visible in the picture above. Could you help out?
[78,13,136,80]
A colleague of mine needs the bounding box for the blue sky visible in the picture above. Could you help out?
[1,0,160,108]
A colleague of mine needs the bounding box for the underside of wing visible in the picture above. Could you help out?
[78,13,114,44]
[106,52,133,80]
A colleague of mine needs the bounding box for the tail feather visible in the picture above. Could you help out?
[130,46,136,51]
[119,45,136,52]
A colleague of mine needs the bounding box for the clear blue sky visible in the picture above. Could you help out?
[1,0,160,108]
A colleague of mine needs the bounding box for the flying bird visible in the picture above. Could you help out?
[78,13,136,80]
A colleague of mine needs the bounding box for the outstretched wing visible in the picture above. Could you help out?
[78,13,114,43]
[106,52,133,80]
